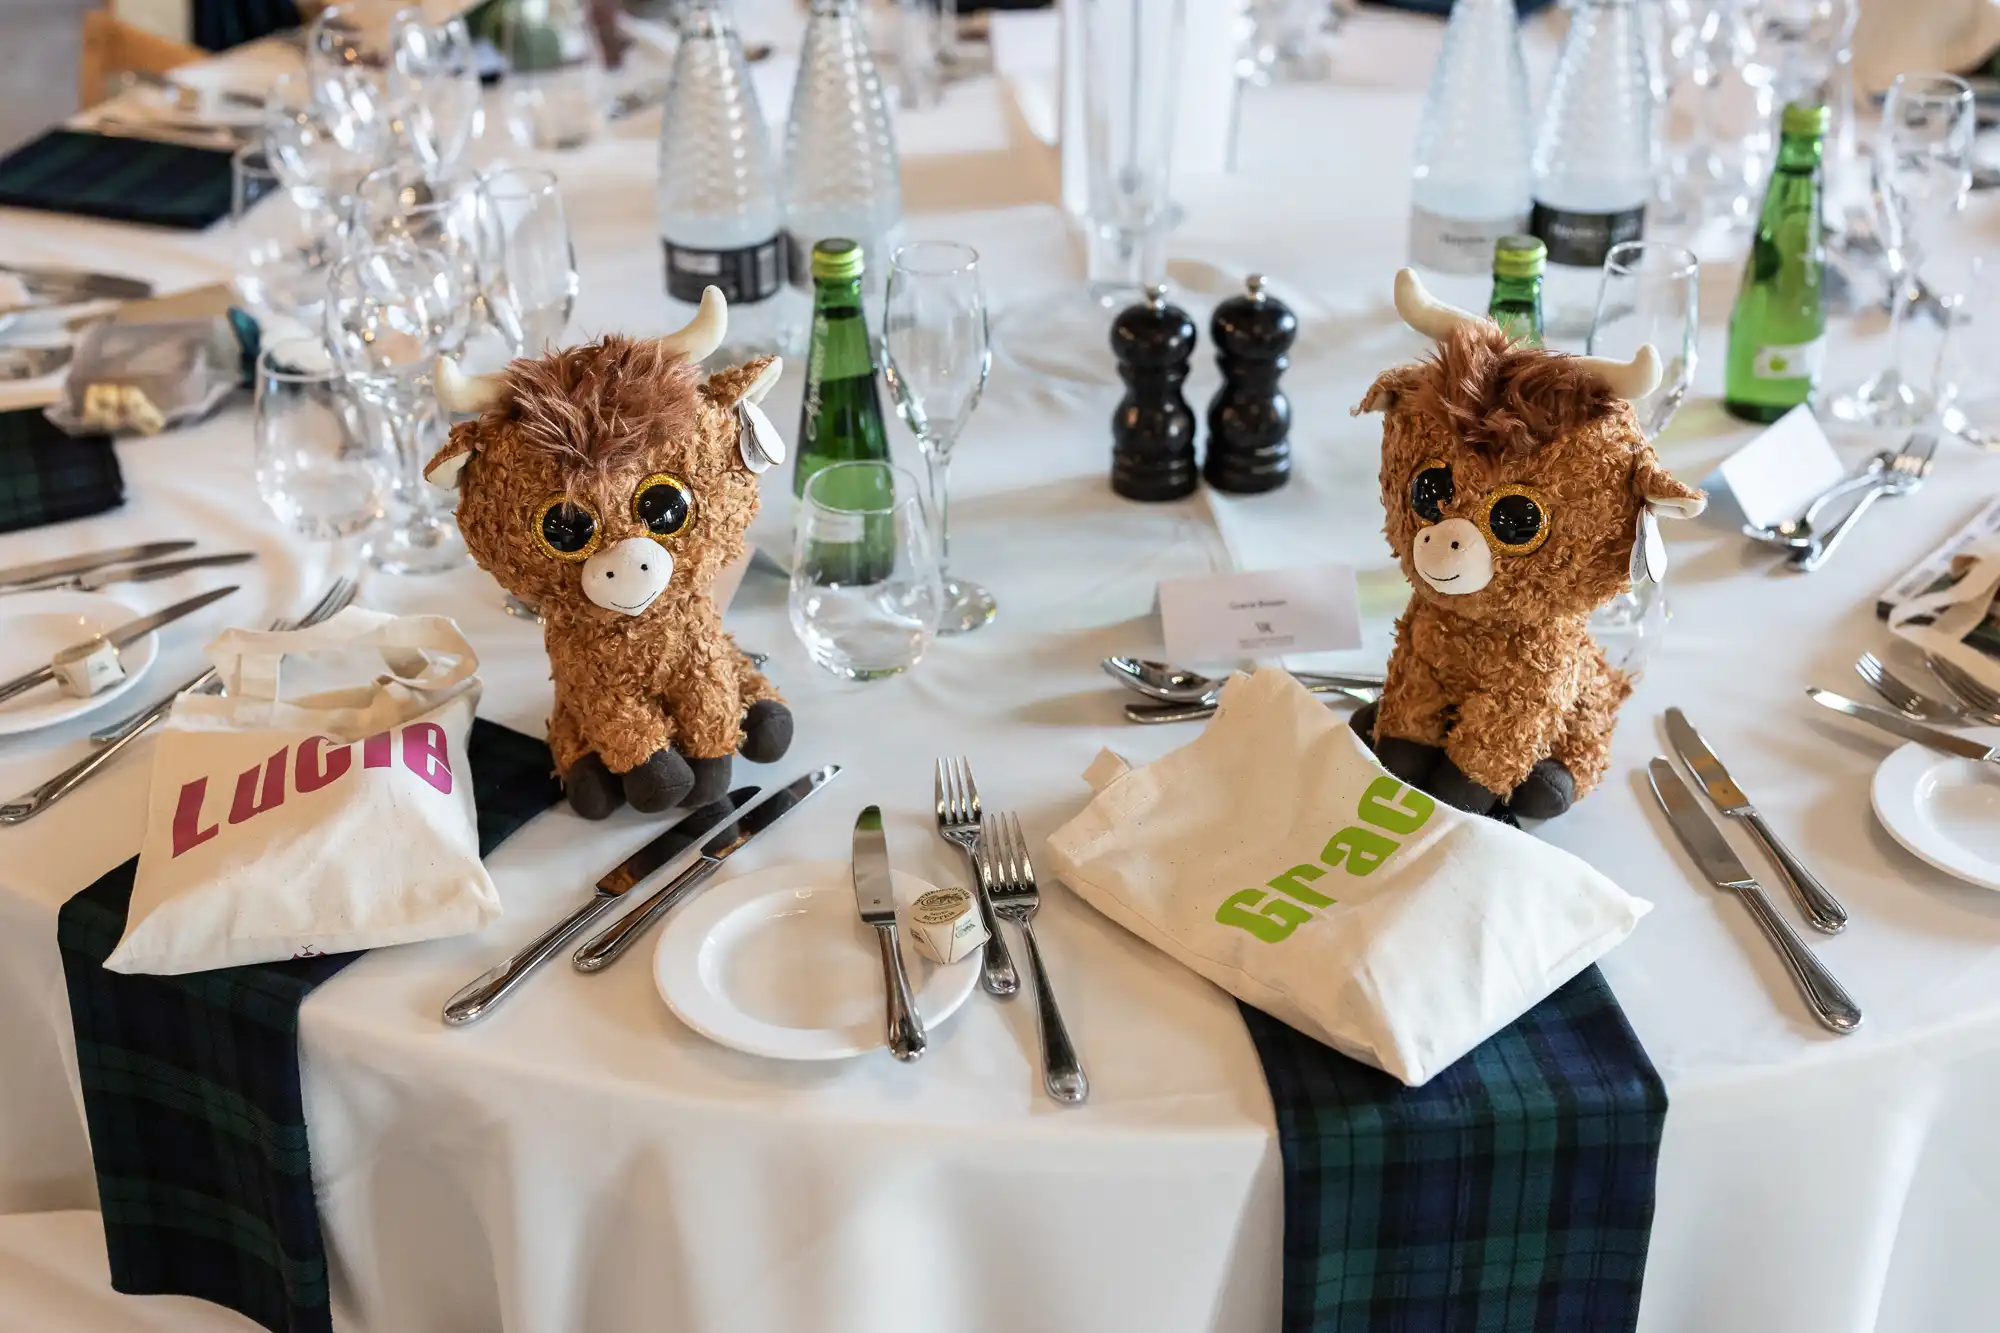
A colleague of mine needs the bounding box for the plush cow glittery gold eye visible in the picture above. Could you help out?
[631,472,695,540]
[532,495,601,561]
[1409,459,1453,523]
[1480,484,1550,554]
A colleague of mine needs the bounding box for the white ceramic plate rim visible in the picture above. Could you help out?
[0,589,158,736]
[654,859,982,1061]
[1871,727,2000,891]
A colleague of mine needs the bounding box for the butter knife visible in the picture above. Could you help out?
[1648,758,1861,1034]
[853,805,925,1062]
[0,585,237,705]
[1665,707,1847,934]
[573,764,843,971]
[0,540,194,590]
[441,786,762,1026]
[7,551,258,595]
[1807,689,2000,762]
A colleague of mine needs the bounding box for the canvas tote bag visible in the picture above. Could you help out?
[1045,669,1651,1086]
[109,608,500,975]
[1890,534,2000,695]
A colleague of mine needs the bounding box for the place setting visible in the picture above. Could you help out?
[8,1,2000,1332]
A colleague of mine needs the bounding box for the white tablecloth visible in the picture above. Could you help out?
[6,13,2000,1332]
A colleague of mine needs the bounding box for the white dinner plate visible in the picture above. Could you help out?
[654,859,983,1061]
[0,590,160,736]
[1872,727,2000,891]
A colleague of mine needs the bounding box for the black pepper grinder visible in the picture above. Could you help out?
[1109,284,1199,502]
[1204,274,1297,494]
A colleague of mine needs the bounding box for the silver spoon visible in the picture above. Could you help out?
[1741,453,1890,550]
[1101,656,1382,705]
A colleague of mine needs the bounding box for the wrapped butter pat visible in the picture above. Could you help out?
[52,636,125,698]
[906,886,989,966]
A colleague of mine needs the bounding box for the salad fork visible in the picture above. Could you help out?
[0,579,357,824]
[1791,433,1938,573]
[978,811,1088,1105]
[934,757,1016,996]
[1854,652,1970,723]
[1927,654,2000,725]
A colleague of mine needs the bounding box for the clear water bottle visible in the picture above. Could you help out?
[781,0,903,301]
[1529,0,1657,337]
[658,1,790,357]
[1407,0,1532,314]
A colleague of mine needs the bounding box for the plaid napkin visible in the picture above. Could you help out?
[57,719,563,1333]
[194,0,301,51]
[0,408,122,534]
[1240,965,1666,1332]
[0,130,239,230]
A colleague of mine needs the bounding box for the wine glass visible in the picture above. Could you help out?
[254,334,391,540]
[324,242,468,574]
[789,461,944,680]
[390,9,484,178]
[308,1,406,138]
[349,163,495,356]
[1830,72,1975,425]
[231,147,336,327]
[880,242,994,634]
[501,0,607,151]
[1587,241,1699,673]
[262,69,387,215]
[478,166,579,357]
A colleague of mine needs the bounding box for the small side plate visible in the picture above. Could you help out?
[0,589,160,736]
[1872,728,2000,890]
[654,859,982,1061]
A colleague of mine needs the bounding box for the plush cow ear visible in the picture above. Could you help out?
[704,354,782,409]
[1633,447,1706,519]
[424,428,478,491]
[1353,367,1414,416]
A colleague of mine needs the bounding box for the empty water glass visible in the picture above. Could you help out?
[1587,241,1700,438]
[232,147,336,326]
[479,166,579,356]
[391,8,485,176]
[349,163,494,353]
[790,461,943,680]
[263,68,387,213]
[254,335,391,539]
[503,0,607,150]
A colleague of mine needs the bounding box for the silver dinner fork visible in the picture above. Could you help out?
[1928,654,2000,725]
[0,579,357,825]
[934,756,1017,996]
[1791,433,1939,573]
[1853,652,1978,724]
[978,811,1087,1105]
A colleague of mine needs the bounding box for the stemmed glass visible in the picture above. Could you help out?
[501,0,608,151]
[1830,72,1976,425]
[478,166,579,357]
[324,242,468,574]
[389,9,484,178]
[349,163,496,356]
[789,461,944,680]
[1586,241,1700,673]
[254,334,391,540]
[880,242,994,634]
[262,69,387,215]
[307,2,405,140]
[231,147,336,327]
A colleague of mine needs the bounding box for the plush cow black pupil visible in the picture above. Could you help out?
[1489,493,1543,546]
[1410,467,1452,522]
[542,503,595,553]
[637,483,691,536]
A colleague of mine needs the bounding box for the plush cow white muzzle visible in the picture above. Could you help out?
[1411,518,1492,595]
[583,537,673,615]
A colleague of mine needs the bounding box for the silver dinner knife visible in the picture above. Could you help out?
[572,764,843,971]
[0,264,154,303]
[1807,689,2000,762]
[0,585,237,705]
[1648,758,1861,1034]
[0,540,194,590]
[7,551,259,595]
[442,786,762,1026]
[853,805,926,1062]
[1665,707,1848,934]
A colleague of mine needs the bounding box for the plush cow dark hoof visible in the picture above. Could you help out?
[1427,754,1503,816]
[685,754,733,808]
[1348,700,1379,748]
[1503,759,1576,821]
[739,699,794,764]
[565,753,623,820]
[1376,736,1445,789]
[622,747,695,813]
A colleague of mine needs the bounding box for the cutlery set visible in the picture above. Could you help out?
[1102,655,1382,724]
[1741,431,1939,572]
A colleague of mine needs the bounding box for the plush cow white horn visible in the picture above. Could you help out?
[1392,267,1483,342]
[1574,344,1663,402]
[656,285,728,363]
[433,356,505,414]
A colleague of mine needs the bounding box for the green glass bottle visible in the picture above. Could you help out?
[793,238,891,498]
[1725,103,1829,422]
[1488,235,1545,346]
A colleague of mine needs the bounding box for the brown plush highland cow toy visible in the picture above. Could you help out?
[1349,269,1706,821]
[423,288,793,819]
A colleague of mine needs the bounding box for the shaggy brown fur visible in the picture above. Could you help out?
[425,336,781,782]
[1354,320,1703,806]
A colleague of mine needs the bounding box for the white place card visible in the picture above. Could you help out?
[1717,405,1849,531]
[1159,565,1363,667]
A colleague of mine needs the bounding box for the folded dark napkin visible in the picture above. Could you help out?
[1240,965,1665,1332]
[194,0,301,52]
[0,408,122,534]
[0,129,239,231]
[57,719,563,1333]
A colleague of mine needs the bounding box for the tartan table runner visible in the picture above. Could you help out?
[1239,965,1666,1332]
[57,718,563,1333]
[0,409,123,534]
[0,129,240,230]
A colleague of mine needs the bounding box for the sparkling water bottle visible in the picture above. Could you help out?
[1407,0,1533,313]
[781,0,903,300]
[1530,0,1657,336]
[657,1,790,357]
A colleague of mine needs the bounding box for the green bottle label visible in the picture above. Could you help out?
[1749,338,1825,381]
